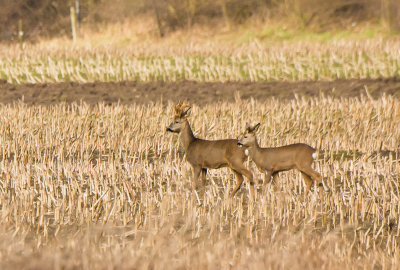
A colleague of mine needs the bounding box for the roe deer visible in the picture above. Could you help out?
[237,123,323,194]
[166,102,255,199]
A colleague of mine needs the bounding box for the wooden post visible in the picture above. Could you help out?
[75,0,80,34]
[70,6,77,42]
[219,0,230,31]
[18,19,24,48]
[151,0,164,37]
[381,0,392,32]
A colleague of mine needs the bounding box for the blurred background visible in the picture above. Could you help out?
[0,0,399,42]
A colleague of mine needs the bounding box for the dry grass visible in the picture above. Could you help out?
[0,39,399,83]
[0,96,399,269]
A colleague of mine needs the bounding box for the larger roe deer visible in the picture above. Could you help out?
[166,102,255,199]
[237,123,323,194]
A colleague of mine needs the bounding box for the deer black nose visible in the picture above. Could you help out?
[237,142,243,146]
[166,127,173,132]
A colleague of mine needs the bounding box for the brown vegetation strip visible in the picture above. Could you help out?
[0,78,400,106]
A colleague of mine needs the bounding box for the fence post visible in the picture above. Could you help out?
[151,0,164,37]
[75,0,80,34]
[18,19,24,48]
[70,6,77,42]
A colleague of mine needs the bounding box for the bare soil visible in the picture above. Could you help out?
[0,78,399,106]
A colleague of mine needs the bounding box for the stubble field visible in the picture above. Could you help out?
[0,39,400,269]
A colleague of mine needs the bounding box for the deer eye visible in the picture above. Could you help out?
[175,121,179,124]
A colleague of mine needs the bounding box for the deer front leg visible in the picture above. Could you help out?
[200,168,207,189]
[262,170,272,194]
[191,165,202,191]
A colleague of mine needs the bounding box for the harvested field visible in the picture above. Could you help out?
[1,40,399,85]
[0,95,399,269]
[1,78,400,105]
[1,36,400,269]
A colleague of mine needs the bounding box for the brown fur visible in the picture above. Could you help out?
[167,103,255,199]
[238,123,323,194]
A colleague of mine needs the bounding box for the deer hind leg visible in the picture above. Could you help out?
[230,171,244,198]
[300,172,313,192]
[299,166,323,193]
[231,164,255,200]
[264,170,273,184]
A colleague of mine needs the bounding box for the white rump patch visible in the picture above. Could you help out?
[245,149,249,156]
[312,152,317,159]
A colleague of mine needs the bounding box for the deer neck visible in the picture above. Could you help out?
[247,138,261,160]
[180,120,196,151]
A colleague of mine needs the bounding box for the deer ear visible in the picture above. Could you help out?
[245,122,251,132]
[253,123,261,132]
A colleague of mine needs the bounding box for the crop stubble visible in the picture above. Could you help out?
[0,40,399,84]
[0,96,399,269]
[1,38,400,269]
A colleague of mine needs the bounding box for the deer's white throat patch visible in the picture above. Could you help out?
[244,149,249,156]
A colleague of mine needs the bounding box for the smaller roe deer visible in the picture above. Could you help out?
[166,102,255,199]
[237,123,323,194]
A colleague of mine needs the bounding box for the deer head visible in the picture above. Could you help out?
[166,101,192,133]
[237,122,260,147]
